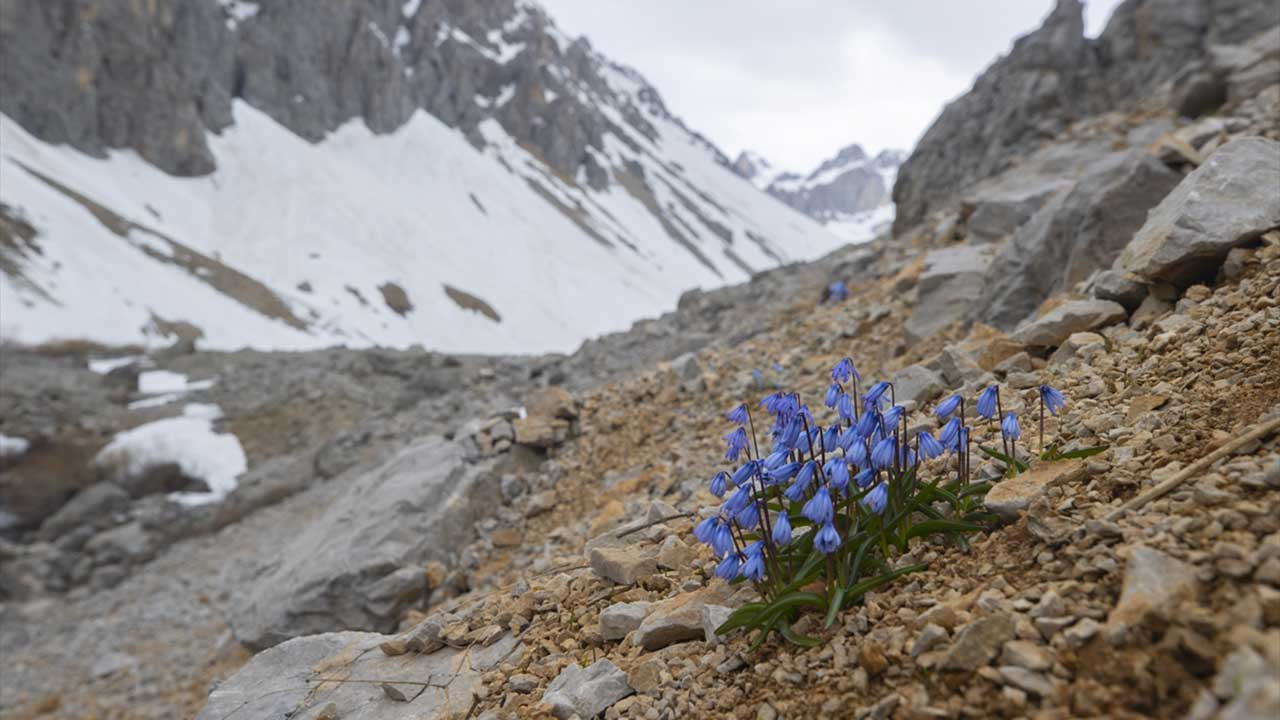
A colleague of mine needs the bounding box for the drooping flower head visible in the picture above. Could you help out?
[693,516,719,545]
[854,466,875,488]
[918,431,944,460]
[730,461,759,488]
[735,499,760,531]
[882,404,905,429]
[862,482,888,514]
[802,486,835,526]
[977,384,999,419]
[831,357,858,384]
[814,522,842,554]
[770,461,802,484]
[726,403,749,425]
[871,435,897,470]
[854,408,879,439]
[939,416,963,451]
[863,381,891,408]
[764,448,790,471]
[837,392,855,422]
[715,552,742,579]
[724,483,754,515]
[1001,412,1021,441]
[712,521,734,557]
[935,394,961,420]
[824,383,841,408]
[825,456,850,494]
[741,543,766,581]
[709,471,729,498]
[1040,384,1066,416]
[724,427,749,462]
[772,509,792,545]
[844,436,868,467]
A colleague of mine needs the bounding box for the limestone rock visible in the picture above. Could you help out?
[599,602,652,641]
[892,364,946,405]
[589,545,659,586]
[542,659,633,720]
[1010,300,1126,347]
[940,614,1015,672]
[634,586,729,651]
[984,460,1087,521]
[905,245,995,344]
[1108,545,1199,628]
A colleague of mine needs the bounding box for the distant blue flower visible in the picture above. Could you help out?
[864,381,891,407]
[935,394,961,419]
[918,431,944,460]
[882,404,904,428]
[862,483,888,514]
[760,392,786,414]
[736,500,760,531]
[831,357,858,384]
[741,546,766,582]
[731,461,759,488]
[709,471,729,498]
[814,522,842,554]
[693,516,718,545]
[827,281,850,303]
[726,403,749,425]
[838,392,855,422]
[1001,412,1021,441]
[724,484,754,514]
[825,457,850,493]
[1040,385,1066,416]
[712,522,734,557]
[715,552,741,579]
[854,467,875,489]
[772,509,792,545]
[871,435,897,470]
[724,427,749,462]
[802,486,835,525]
[824,383,841,408]
[977,384,999,419]
[939,416,962,450]
[772,362,785,373]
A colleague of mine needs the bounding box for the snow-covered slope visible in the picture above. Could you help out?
[0,1,843,355]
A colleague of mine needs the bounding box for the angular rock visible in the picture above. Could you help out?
[1108,545,1199,629]
[523,386,577,420]
[892,364,945,405]
[634,586,729,651]
[701,604,733,645]
[589,545,659,586]
[1010,300,1126,347]
[1118,137,1280,285]
[38,482,130,540]
[911,623,949,658]
[937,345,986,386]
[542,659,633,720]
[1000,640,1053,671]
[512,416,571,449]
[231,438,499,649]
[999,666,1056,697]
[940,613,1015,672]
[85,521,155,565]
[1048,331,1106,367]
[599,601,652,641]
[1090,269,1147,310]
[984,459,1087,521]
[905,245,996,343]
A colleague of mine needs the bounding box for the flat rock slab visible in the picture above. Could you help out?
[634,585,731,651]
[196,630,522,720]
[1118,136,1280,285]
[542,659,634,719]
[1011,299,1126,347]
[940,613,1015,672]
[905,245,996,344]
[1109,545,1199,628]
[984,460,1087,521]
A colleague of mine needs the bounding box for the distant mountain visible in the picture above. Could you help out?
[0,0,841,355]
[732,144,904,243]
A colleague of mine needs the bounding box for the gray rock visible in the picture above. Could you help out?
[599,601,652,641]
[85,521,155,565]
[589,545,658,586]
[940,613,1015,672]
[1108,545,1199,628]
[910,623,949,658]
[892,365,945,405]
[1000,640,1053,671]
[38,482,130,540]
[905,245,995,343]
[91,650,137,678]
[672,352,707,393]
[937,345,986,386]
[1010,300,1126,347]
[1090,269,1148,310]
[999,666,1055,697]
[1118,137,1280,284]
[1063,617,1100,648]
[633,587,728,650]
[231,438,499,649]
[700,603,733,645]
[542,659,633,720]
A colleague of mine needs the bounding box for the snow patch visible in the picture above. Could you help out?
[0,434,31,459]
[89,355,145,374]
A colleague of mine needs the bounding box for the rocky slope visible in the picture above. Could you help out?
[0,0,841,354]
[733,144,904,243]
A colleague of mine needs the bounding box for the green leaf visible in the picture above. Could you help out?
[777,620,823,647]
[823,586,847,629]
[1055,445,1109,460]
[842,562,930,604]
[715,603,768,635]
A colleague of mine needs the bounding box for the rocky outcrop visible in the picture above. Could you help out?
[733,145,903,232]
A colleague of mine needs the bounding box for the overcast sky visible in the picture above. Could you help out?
[540,1,1126,172]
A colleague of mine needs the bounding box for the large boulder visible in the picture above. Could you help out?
[230,438,498,649]
[1010,299,1127,348]
[971,150,1180,330]
[1117,137,1280,284]
[904,245,995,343]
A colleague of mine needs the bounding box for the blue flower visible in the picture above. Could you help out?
[724,484,754,514]
[918,431,944,460]
[693,516,718,545]
[977,384,999,419]
[778,415,803,450]
[854,467,875,489]
[760,392,786,414]
[845,439,868,467]
[772,509,793,545]
[796,460,816,488]
[827,281,850,303]
[824,383,840,408]
[709,471,729,498]
[712,522,734,557]
[882,404,904,428]
[823,425,840,453]
[831,357,858,383]
[726,403,749,425]
[741,546,766,582]
[736,500,760,531]
[854,409,879,439]
[864,381,891,407]
[837,392,855,422]
[724,427,749,462]
[871,435,897,470]
[764,448,790,471]
[837,424,860,452]
[862,483,888,514]
[825,457,850,493]
[802,486,835,525]
[731,461,759,487]
[814,522,842,554]
[935,394,961,419]
[1040,384,1066,416]
[771,461,802,483]
[715,552,741,579]
[783,477,809,503]
[1001,412,1021,441]
[939,416,962,450]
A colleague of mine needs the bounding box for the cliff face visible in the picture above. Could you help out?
[891,0,1280,235]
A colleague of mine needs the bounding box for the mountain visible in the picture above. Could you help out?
[0,0,841,355]
[732,144,903,243]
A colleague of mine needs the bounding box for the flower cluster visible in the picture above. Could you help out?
[695,357,1071,646]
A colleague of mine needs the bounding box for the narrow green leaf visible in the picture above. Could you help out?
[1055,445,1109,460]
[715,603,768,635]
[905,519,984,540]
[777,620,823,647]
